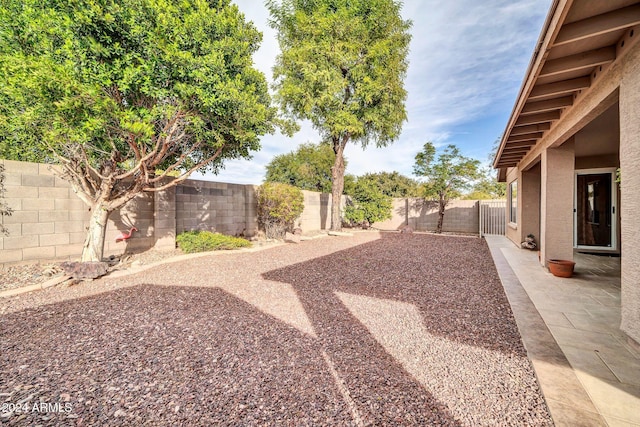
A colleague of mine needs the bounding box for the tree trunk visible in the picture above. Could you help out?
[330,140,346,231]
[436,195,446,234]
[81,203,110,262]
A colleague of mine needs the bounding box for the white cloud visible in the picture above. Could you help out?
[205,0,550,184]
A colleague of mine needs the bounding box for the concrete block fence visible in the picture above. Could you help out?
[1,159,492,266]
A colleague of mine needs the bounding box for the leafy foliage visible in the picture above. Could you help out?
[351,171,421,198]
[256,182,304,238]
[344,178,392,227]
[0,0,278,260]
[265,142,338,193]
[267,0,411,230]
[413,142,481,233]
[464,167,507,200]
[176,231,251,253]
[0,164,13,235]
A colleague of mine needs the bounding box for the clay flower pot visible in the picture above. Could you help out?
[548,259,575,278]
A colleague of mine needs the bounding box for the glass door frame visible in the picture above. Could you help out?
[574,167,618,251]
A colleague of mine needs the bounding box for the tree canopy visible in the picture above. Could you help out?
[353,171,421,198]
[264,142,338,193]
[344,177,392,228]
[413,142,481,233]
[0,0,278,260]
[267,0,411,230]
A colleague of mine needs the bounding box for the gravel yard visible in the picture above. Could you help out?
[0,232,552,426]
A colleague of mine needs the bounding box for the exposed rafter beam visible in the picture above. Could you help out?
[504,143,537,150]
[539,46,616,77]
[539,47,616,78]
[507,132,543,142]
[529,77,591,100]
[510,123,551,135]
[553,4,640,46]
[501,151,529,156]
[515,111,561,126]
[522,96,574,114]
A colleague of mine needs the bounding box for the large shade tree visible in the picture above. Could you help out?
[265,142,337,193]
[267,0,411,230]
[0,0,278,261]
[413,142,481,233]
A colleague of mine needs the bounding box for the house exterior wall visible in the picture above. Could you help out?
[619,39,640,345]
[505,167,520,245]
[540,141,575,264]
[521,162,541,254]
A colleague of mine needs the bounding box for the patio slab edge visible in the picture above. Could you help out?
[485,235,606,427]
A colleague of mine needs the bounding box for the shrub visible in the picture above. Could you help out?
[344,179,392,228]
[176,231,251,253]
[256,182,304,238]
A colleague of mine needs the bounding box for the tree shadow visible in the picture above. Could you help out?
[262,233,550,425]
[0,283,459,426]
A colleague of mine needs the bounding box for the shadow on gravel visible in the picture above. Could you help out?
[263,232,552,426]
[0,283,458,426]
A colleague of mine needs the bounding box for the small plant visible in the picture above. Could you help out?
[256,182,304,238]
[344,179,392,228]
[176,231,251,254]
[0,164,13,236]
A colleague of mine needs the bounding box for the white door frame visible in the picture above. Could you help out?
[574,167,618,251]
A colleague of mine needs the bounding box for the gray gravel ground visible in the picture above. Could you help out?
[0,232,552,426]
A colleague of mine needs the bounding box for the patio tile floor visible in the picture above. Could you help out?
[485,235,640,427]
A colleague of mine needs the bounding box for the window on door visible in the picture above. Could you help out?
[576,173,613,248]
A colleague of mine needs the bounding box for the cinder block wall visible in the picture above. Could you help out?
[175,180,251,236]
[1,159,487,266]
[0,160,159,264]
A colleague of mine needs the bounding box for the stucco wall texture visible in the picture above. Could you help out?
[620,40,640,345]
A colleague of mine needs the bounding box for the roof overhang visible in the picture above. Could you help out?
[494,0,640,180]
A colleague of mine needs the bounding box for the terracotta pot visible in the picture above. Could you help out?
[548,259,575,278]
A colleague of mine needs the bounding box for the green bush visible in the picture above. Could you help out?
[176,231,251,253]
[344,179,392,228]
[256,182,304,238]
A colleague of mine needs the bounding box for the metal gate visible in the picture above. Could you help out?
[479,200,506,236]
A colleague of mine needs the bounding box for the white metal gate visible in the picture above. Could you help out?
[479,200,506,236]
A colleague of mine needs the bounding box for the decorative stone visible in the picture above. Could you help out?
[60,261,110,279]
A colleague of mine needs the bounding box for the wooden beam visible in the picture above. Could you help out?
[554,4,640,46]
[505,142,537,150]
[539,46,616,78]
[522,96,574,114]
[510,123,551,135]
[501,151,529,157]
[529,77,591,100]
[515,111,561,126]
[507,132,543,142]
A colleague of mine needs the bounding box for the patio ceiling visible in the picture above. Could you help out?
[494,0,640,171]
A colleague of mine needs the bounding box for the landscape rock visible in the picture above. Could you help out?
[60,261,110,279]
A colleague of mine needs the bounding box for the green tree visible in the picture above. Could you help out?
[413,142,481,233]
[465,136,506,199]
[0,164,13,235]
[464,168,507,200]
[265,142,337,193]
[256,182,304,238]
[267,0,411,231]
[0,0,278,261]
[356,171,421,198]
[344,178,392,228]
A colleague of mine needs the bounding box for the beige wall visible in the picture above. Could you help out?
[619,40,640,345]
[1,159,492,266]
[540,141,575,263]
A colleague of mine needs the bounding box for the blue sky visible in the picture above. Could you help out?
[197,0,552,184]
